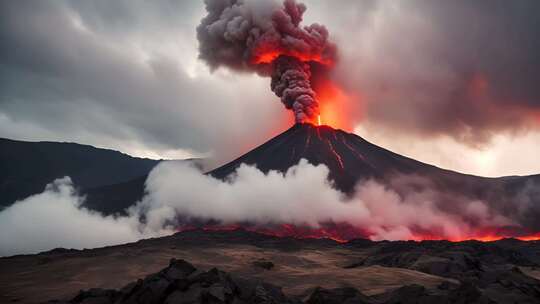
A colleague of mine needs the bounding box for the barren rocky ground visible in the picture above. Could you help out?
[1,229,540,303]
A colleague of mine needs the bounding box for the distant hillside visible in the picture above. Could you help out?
[0,137,160,209]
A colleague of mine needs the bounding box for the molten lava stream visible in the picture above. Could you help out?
[178,224,540,243]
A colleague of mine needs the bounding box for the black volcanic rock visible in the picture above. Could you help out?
[345,239,539,281]
[51,258,300,304]
[253,259,275,270]
[306,287,372,304]
[378,283,495,304]
[46,253,538,303]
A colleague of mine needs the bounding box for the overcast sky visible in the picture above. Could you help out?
[1,0,539,177]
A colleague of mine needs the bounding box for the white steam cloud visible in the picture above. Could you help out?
[0,178,156,256]
[141,160,511,240]
[0,161,514,256]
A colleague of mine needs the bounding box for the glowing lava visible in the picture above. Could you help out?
[314,80,358,131]
[179,224,540,243]
[252,50,333,66]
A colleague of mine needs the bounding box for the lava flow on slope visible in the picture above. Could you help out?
[210,123,451,194]
[206,123,540,242]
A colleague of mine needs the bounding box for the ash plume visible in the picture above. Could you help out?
[329,1,540,146]
[271,56,318,122]
[197,0,336,123]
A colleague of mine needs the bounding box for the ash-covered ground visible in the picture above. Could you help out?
[2,229,540,304]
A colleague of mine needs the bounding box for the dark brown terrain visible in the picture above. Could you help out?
[2,229,540,303]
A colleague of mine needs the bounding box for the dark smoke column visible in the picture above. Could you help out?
[271,56,318,122]
[197,0,336,124]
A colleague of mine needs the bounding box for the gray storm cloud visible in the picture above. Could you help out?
[325,0,540,144]
[197,0,336,123]
[0,0,284,165]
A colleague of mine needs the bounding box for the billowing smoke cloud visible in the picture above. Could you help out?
[325,0,540,145]
[139,160,515,241]
[197,0,336,123]
[0,178,160,256]
[4,160,538,256]
[271,56,318,122]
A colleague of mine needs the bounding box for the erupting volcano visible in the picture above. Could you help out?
[39,0,532,245]
[205,123,540,242]
[77,0,540,244]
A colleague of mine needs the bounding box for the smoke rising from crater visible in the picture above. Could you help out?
[197,0,336,123]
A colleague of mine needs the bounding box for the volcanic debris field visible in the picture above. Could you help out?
[1,229,540,304]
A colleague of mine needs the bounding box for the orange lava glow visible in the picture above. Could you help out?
[251,48,358,130]
[315,81,358,131]
[404,231,540,243]
[252,49,333,66]
[178,224,540,243]
[516,234,540,241]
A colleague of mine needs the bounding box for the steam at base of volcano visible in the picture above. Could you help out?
[139,160,540,243]
[2,159,540,256]
[179,223,540,243]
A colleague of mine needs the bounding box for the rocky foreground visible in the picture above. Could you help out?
[2,229,540,303]
[49,257,496,304]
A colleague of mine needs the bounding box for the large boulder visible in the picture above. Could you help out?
[57,258,299,304]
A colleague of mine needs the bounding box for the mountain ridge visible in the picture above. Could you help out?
[0,137,161,208]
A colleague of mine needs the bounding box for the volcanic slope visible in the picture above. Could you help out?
[3,229,540,304]
[209,123,539,197]
[83,123,540,216]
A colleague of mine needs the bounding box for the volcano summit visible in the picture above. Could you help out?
[210,123,461,193]
[210,123,539,203]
